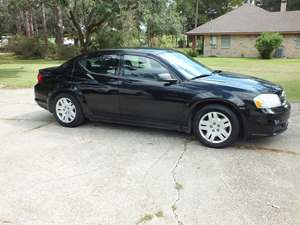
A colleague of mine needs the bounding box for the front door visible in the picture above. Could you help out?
[118,54,187,126]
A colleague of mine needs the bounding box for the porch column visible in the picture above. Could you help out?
[192,35,197,50]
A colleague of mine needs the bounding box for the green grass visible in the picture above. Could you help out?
[136,214,154,225]
[0,53,299,101]
[196,57,300,102]
[0,53,63,88]
[174,182,183,190]
[154,210,164,218]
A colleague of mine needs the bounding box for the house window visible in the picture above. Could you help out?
[296,36,300,48]
[221,35,231,48]
[210,36,217,48]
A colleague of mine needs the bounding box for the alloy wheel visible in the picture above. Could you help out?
[198,111,232,144]
[55,97,76,123]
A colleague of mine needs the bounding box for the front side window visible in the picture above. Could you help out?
[122,55,170,81]
[296,36,300,48]
[79,54,120,76]
[159,52,211,80]
[210,36,217,48]
[221,35,231,48]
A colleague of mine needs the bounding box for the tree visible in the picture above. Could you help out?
[0,0,13,36]
[59,0,121,53]
[287,0,300,10]
[176,0,243,33]
[254,0,300,11]
[119,0,140,47]
[138,0,183,47]
[255,32,283,59]
[6,0,41,38]
[41,2,48,52]
[53,4,64,45]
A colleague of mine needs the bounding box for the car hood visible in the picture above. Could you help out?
[190,71,282,94]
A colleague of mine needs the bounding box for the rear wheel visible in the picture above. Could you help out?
[193,104,239,148]
[53,93,85,127]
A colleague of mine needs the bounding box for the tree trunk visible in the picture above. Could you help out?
[68,10,86,53]
[54,5,64,45]
[195,0,199,28]
[147,22,152,47]
[24,10,34,37]
[28,8,34,37]
[33,10,39,37]
[24,10,31,37]
[74,38,79,47]
[16,13,22,34]
[42,3,48,52]
[194,0,200,48]
[85,32,92,52]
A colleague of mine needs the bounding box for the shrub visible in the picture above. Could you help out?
[186,49,199,57]
[7,35,47,58]
[255,32,283,59]
[56,45,80,60]
[196,47,203,55]
[177,39,185,48]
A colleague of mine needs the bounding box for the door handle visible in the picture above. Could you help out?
[86,73,95,79]
[135,91,144,96]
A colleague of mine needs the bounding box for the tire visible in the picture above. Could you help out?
[193,104,240,148]
[53,93,85,127]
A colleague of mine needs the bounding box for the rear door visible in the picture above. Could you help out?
[72,52,121,118]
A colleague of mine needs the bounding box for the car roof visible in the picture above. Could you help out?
[92,48,177,56]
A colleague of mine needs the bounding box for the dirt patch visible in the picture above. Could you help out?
[234,144,299,156]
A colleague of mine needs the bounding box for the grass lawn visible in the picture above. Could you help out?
[0,53,299,101]
[198,57,300,102]
[0,54,63,88]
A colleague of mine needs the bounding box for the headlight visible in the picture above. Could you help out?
[253,94,281,109]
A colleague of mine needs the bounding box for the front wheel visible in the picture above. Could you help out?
[53,93,85,127]
[193,104,240,148]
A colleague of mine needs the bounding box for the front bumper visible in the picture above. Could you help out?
[242,103,291,137]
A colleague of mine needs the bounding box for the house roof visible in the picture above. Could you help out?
[186,4,300,35]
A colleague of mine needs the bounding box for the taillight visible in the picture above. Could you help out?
[37,73,43,84]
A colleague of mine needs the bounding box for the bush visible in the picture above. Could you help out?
[56,45,80,60]
[186,49,199,57]
[7,35,47,58]
[255,32,283,59]
[177,39,185,48]
[196,47,203,55]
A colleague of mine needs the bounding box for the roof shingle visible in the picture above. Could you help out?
[186,4,300,35]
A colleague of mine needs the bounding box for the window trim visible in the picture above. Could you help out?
[120,53,179,83]
[221,35,231,49]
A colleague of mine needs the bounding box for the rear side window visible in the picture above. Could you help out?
[79,54,120,76]
[61,59,74,70]
[122,55,169,81]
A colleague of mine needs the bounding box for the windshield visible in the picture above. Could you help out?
[158,52,212,79]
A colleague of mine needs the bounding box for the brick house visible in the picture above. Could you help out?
[186,2,300,58]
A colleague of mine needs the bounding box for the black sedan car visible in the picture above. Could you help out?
[34,48,290,148]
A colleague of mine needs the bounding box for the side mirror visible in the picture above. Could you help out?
[157,73,178,84]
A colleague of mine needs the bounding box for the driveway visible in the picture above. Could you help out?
[0,89,299,225]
